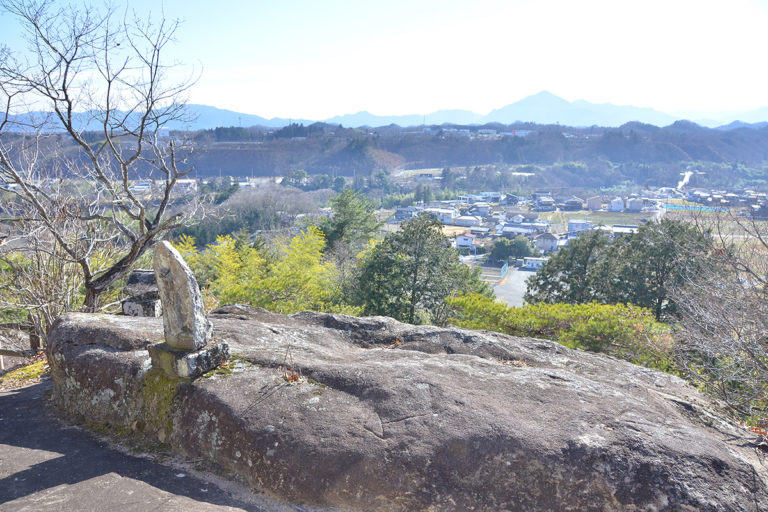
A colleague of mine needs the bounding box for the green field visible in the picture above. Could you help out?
[538,210,653,233]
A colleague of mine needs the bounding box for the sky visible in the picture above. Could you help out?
[2,0,768,120]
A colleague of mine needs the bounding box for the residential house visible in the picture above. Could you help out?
[535,196,556,211]
[751,204,768,219]
[568,219,592,236]
[395,206,421,221]
[470,202,491,217]
[535,232,559,253]
[502,194,519,206]
[454,215,483,227]
[424,207,457,224]
[523,256,550,270]
[561,196,584,211]
[456,234,476,249]
[176,178,199,193]
[459,194,484,204]
[611,225,639,237]
[609,197,625,212]
[521,222,551,234]
[626,198,643,212]
[586,196,602,211]
[502,225,538,238]
[480,191,502,203]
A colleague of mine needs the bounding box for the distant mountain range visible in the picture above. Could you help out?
[7,91,768,131]
[175,91,768,131]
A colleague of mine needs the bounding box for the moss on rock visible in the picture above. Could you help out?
[0,360,49,389]
[140,368,184,443]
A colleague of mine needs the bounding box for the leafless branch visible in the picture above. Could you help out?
[0,0,200,333]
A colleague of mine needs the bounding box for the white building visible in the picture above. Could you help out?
[523,256,550,270]
[424,207,457,224]
[454,215,483,227]
[586,196,602,211]
[470,202,491,217]
[456,234,476,249]
[609,197,625,212]
[568,219,592,235]
[626,198,644,212]
[535,232,559,253]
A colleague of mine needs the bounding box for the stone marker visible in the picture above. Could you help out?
[153,241,212,351]
[150,241,227,380]
[148,341,230,380]
[125,269,161,300]
[122,269,162,317]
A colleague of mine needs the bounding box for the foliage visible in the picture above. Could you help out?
[524,230,610,305]
[352,214,491,324]
[672,212,768,424]
[316,190,382,254]
[176,184,326,248]
[488,236,534,264]
[281,170,335,191]
[380,188,463,209]
[448,293,675,371]
[598,219,708,320]
[525,220,708,320]
[174,228,356,315]
[414,184,434,203]
[0,0,196,311]
[0,360,49,387]
[0,238,131,345]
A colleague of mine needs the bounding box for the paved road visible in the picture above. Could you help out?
[0,382,308,512]
[493,268,535,307]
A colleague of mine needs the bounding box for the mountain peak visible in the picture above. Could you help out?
[514,90,571,108]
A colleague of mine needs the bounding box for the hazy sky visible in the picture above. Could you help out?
[2,0,767,119]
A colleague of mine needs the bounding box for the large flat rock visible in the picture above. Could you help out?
[48,305,768,511]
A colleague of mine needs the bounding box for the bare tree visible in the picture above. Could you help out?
[0,0,197,324]
[673,211,768,421]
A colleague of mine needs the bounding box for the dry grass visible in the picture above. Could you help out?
[442,226,470,237]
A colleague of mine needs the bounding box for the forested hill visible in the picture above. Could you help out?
[183,121,768,179]
[3,121,768,190]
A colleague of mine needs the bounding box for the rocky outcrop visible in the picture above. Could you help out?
[47,305,768,511]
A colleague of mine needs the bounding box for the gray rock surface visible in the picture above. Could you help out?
[47,305,768,511]
[154,241,212,351]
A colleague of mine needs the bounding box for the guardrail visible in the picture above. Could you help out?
[500,261,509,280]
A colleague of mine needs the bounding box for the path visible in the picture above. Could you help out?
[493,268,534,307]
[0,382,315,512]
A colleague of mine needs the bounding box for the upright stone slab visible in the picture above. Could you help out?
[124,269,160,300]
[122,269,162,317]
[153,241,212,351]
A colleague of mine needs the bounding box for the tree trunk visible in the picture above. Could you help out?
[83,287,99,313]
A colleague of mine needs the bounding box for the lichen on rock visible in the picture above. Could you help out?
[46,307,768,512]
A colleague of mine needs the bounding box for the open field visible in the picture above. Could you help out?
[538,210,653,233]
[442,225,470,237]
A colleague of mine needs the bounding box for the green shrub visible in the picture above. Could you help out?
[447,293,675,372]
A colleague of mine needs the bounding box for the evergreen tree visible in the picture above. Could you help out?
[525,220,707,320]
[489,236,534,264]
[317,190,382,254]
[524,231,610,305]
[354,214,490,324]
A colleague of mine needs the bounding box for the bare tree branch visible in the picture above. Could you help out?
[0,0,200,339]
